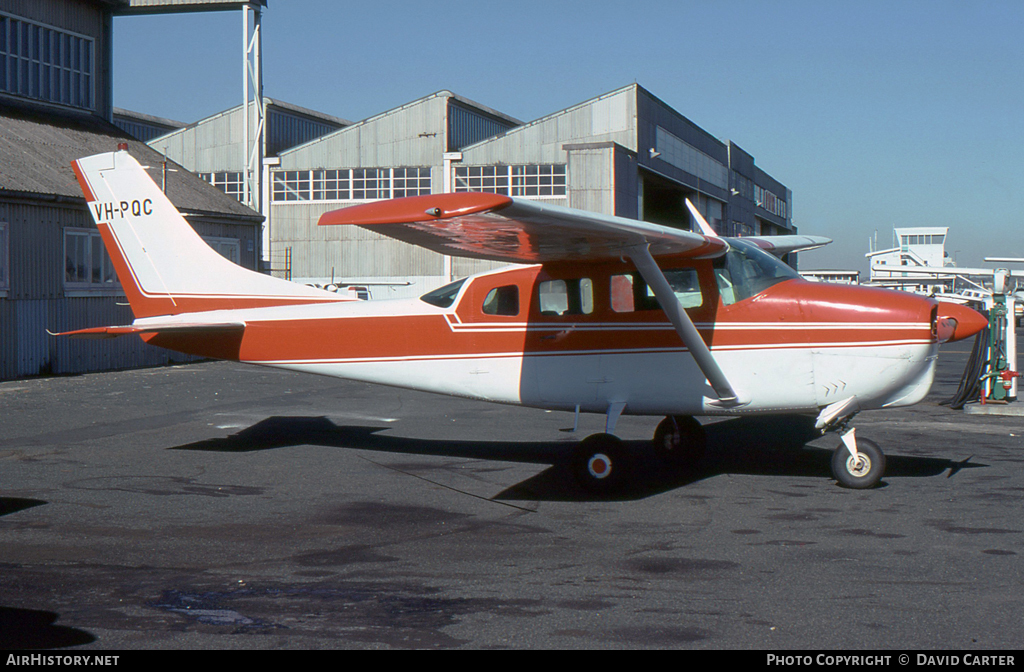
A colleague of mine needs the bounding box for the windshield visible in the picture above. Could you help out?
[420,278,466,308]
[713,240,800,304]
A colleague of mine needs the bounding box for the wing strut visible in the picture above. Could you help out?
[627,244,746,408]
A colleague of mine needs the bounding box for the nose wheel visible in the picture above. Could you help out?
[830,430,885,489]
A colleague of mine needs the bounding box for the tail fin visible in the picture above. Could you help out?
[72,149,347,318]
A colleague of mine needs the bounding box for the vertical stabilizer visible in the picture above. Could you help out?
[72,150,347,318]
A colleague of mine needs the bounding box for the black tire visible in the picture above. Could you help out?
[652,415,706,469]
[571,433,629,495]
[831,437,885,489]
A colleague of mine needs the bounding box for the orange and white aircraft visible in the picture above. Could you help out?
[62,148,987,492]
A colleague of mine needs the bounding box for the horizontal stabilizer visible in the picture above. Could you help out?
[54,321,246,340]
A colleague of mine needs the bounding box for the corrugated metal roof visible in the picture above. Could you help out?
[113,107,187,130]
[0,100,261,221]
[278,90,523,158]
[115,0,265,15]
[150,97,351,141]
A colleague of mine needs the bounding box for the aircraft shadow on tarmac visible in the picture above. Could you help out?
[0,607,95,649]
[170,415,984,502]
[0,497,46,517]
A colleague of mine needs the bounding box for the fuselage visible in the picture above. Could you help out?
[143,254,943,418]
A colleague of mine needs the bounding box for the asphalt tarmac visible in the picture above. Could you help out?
[1,336,1022,650]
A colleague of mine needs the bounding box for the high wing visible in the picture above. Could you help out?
[741,236,831,256]
[318,193,728,263]
[321,193,829,263]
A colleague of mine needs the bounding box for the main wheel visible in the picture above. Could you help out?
[652,415,706,469]
[571,433,629,495]
[831,437,885,489]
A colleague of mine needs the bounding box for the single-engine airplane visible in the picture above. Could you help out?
[61,148,987,492]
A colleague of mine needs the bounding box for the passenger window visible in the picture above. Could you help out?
[611,269,702,312]
[539,278,593,316]
[482,285,519,316]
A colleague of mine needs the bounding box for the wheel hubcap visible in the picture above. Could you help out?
[846,454,872,478]
[587,454,612,479]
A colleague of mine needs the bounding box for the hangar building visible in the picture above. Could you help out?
[0,0,264,380]
[146,97,350,272]
[258,84,795,298]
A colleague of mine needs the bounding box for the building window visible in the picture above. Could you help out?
[351,168,388,200]
[722,220,755,237]
[512,165,566,197]
[312,169,349,200]
[64,228,117,292]
[393,167,432,198]
[455,166,509,194]
[902,234,944,246]
[454,165,566,198]
[273,170,311,201]
[273,168,432,202]
[0,222,9,296]
[202,236,241,264]
[0,13,95,110]
[754,185,788,219]
[198,172,245,202]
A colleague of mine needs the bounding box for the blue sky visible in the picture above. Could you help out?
[113,0,1024,272]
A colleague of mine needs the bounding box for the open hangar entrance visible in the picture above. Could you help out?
[638,171,722,233]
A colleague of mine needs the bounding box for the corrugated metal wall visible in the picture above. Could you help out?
[271,201,447,281]
[460,86,638,166]
[0,296,190,379]
[448,102,518,151]
[271,95,451,285]
[266,108,341,156]
[150,107,243,173]
[278,95,448,170]
[0,198,253,380]
[5,0,102,33]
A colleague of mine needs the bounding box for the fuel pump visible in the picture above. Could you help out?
[981,269,1018,403]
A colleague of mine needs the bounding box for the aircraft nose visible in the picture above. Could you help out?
[936,302,988,343]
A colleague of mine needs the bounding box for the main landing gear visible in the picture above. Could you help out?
[570,433,628,494]
[652,415,706,468]
[570,415,707,494]
[571,403,887,493]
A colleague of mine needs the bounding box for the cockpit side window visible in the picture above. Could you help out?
[713,240,800,305]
